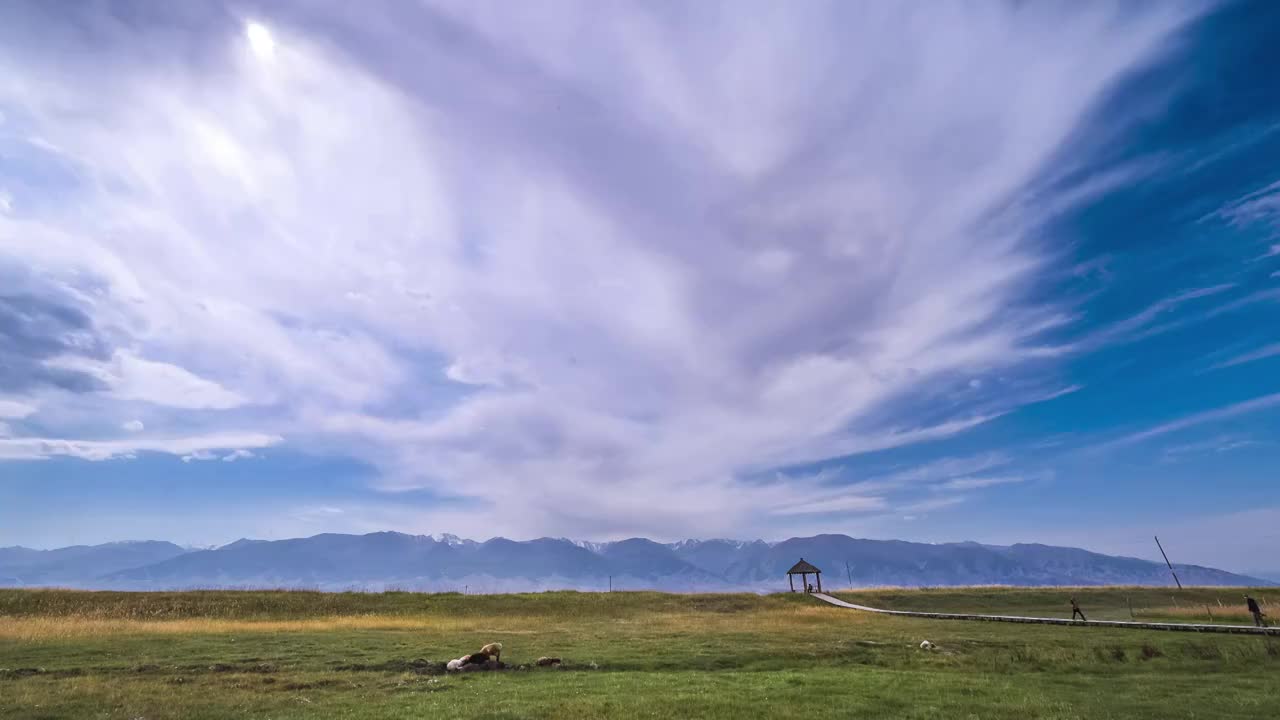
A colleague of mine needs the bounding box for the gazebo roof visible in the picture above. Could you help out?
[786,558,822,575]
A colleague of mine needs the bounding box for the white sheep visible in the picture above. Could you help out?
[919,640,936,650]
[446,658,464,671]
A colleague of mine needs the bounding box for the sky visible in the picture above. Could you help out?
[1,1,1278,576]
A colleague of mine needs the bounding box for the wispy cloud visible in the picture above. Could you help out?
[853,452,1013,493]
[1209,342,1280,370]
[1160,434,1261,462]
[899,495,968,513]
[0,432,282,462]
[1071,284,1236,350]
[0,399,36,419]
[939,475,1025,491]
[1095,392,1280,451]
[0,1,1197,538]
[1207,178,1280,232]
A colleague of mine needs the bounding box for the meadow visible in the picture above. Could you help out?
[1,587,1277,719]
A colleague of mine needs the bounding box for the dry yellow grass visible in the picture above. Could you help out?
[1151,606,1258,621]
[0,614,526,641]
[0,604,845,641]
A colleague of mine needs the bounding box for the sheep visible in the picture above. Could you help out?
[535,656,562,667]
[445,643,503,672]
[479,642,503,662]
[447,654,488,671]
[919,640,936,650]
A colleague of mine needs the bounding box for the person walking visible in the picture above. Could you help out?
[1071,597,1087,621]
[1245,595,1266,627]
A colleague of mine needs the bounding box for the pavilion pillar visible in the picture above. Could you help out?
[817,574,822,593]
[789,574,794,592]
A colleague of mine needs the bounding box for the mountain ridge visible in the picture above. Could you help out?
[0,533,1269,591]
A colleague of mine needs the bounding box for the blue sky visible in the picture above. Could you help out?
[1,1,1277,575]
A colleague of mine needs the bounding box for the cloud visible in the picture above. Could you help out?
[771,494,888,516]
[122,419,145,432]
[222,449,255,462]
[1209,342,1280,371]
[0,399,37,419]
[1095,392,1280,451]
[1208,178,1280,233]
[1160,434,1260,462]
[48,351,248,410]
[0,279,112,394]
[1030,385,1084,403]
[899,496,968,514]
[1071,284,1236,350]
[0,431,282,462]
[939,475,1025,491]
[854,452,1013,493]
[0,1,1197,538]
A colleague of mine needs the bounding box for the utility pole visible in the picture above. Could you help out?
[608,575,612,593]
[1154,536,1182,590]
[846,561,853,590]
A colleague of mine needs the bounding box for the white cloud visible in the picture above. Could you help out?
[0,1,1196,537]
[222,449,255,462]
[853,452,1012,493]
[122,420,145,432]
[1209,342,1280,371]
[46,352,248,410]
[0,432,282,462]
[1095,392,1280,451]
[899,496,968,513]
[1160,434,1260,461]
[772,494,888,516]
[0,399,37,419]
[1029,384,1085,404]
[1074,284,1235,349]
[939,475,1025,491]
[1209,179,1280,233]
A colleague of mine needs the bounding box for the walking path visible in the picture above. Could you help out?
[811,593,1280,636]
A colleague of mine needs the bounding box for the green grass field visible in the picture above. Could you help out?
[2,587,1277,719]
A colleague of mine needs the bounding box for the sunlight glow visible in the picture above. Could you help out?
[245,21,275,60]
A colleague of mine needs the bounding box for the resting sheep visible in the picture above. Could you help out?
[919,640,936,650]
[479,642,503,662]
[444,643,504,672]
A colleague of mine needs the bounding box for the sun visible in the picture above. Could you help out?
[245,21,275,60]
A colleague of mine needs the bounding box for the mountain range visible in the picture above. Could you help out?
[0,533,1269,592]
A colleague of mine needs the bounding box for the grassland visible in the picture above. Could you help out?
[1,587,1277,719]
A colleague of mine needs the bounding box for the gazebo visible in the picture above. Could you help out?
[787,558,822,593]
